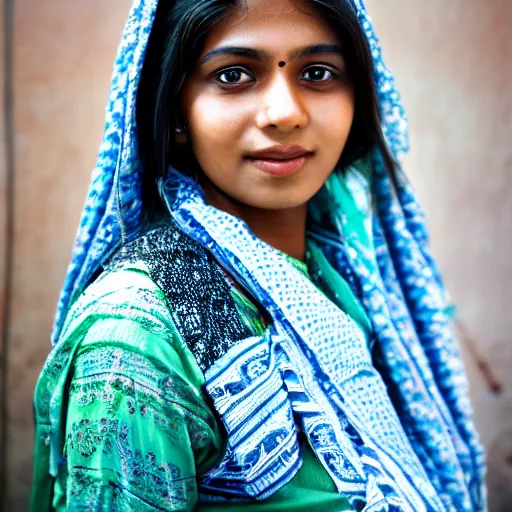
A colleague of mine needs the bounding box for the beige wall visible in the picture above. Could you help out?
[2,1,511,510]
[0,0,7,503]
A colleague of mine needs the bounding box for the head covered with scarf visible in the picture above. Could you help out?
[51,0,486,510]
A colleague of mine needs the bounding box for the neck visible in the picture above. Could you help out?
[200,178,307,262]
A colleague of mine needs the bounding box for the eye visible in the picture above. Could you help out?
[301,66,338,83]
[215,67,253,85]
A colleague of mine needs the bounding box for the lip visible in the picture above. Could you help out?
[245,144,314,160]
[245,153,312,177]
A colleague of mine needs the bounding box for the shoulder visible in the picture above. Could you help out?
[62,221,188,338]
[61,219,249,375]
[36,245,207,418]
[60,256,172,344]
[51,225,191,382]
[106,219,207,275]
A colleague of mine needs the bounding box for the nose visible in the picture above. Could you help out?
[255,73,309,133]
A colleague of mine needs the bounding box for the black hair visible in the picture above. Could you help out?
[136,0,397,221]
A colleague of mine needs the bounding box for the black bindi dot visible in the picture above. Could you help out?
[278,61,286,67]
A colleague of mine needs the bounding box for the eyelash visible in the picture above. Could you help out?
[214,65,340,87]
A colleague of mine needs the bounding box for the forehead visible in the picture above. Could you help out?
[200,0,342,56]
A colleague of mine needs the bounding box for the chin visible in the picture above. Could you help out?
[237,190,316,211]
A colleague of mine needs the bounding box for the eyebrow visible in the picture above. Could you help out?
[197,44,344,66]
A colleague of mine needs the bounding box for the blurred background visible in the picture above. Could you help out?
[0,0,511,510]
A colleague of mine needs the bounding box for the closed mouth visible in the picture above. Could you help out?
[244,153,314,162]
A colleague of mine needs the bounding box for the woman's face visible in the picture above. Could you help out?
[177,0,355,211]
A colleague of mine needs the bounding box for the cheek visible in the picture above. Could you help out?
[319,94,355,144]
[188,95,247,150]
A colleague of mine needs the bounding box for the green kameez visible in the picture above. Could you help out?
[32,171,373,511]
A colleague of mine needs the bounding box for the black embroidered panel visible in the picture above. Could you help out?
[107,221,252,372]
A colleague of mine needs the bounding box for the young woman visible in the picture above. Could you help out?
[31,0,486,510]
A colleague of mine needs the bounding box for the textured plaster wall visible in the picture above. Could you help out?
[3,1,511,510]
[0,0,7,502]
[0,0,6,321]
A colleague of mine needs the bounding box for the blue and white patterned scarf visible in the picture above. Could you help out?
[51,0,486,510]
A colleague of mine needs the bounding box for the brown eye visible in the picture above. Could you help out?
[216,67,253,85]
[301,66,338,83]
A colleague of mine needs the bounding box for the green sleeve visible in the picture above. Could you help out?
[36,264,222,511]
